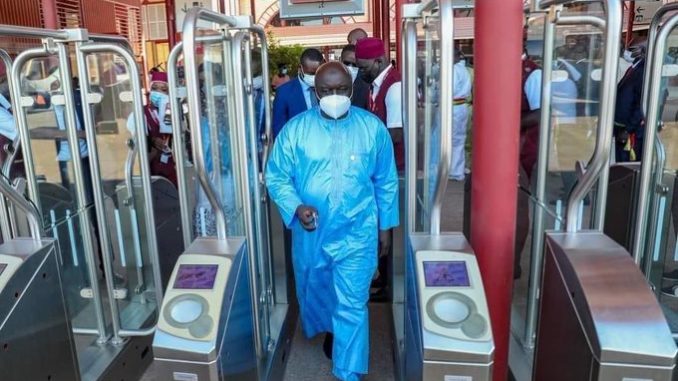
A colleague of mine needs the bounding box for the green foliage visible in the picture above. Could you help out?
[266,31,305,77]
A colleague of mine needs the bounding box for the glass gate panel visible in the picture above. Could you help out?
[642,21,678,331]
[514,3,609,349]
[13,52,103,334]
[413,13,442,234]
[76,49,163,332]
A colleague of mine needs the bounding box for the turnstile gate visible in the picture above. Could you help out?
[534,232,676,381]
[528,1,678,380]
[154,7,296,381]
[0,170,79,380]
[400,1,494,380]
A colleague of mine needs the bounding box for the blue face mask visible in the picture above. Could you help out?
[149,91,168,108]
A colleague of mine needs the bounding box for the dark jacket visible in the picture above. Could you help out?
[351,78,370,110]
[272,78,309,139]
[614,58,645,136]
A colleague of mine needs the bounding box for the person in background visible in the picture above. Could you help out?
[513,47,542,280]
[271,63,290,91]
[266,62,399,381]
[347,28,368,45]
[355,37,403,302]
[555,35,588,62]
[450,47,472,181]
[340,44,369,109]
[126,71,177,186]
[272,48,325,139]
[614,39,646,162]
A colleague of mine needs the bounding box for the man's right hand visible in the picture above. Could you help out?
[296,205,318,231]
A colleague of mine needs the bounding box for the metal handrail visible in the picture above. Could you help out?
[565,0,622,232]
[0,24,69,40]
[77,41,163,339]
[632,3,678,265]
[632,13,678,265]
[182,7,243,241]
[9,47,51,214]
[430,0,454,235]
[0,175,41,240]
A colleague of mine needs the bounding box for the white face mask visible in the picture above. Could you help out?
[347,66,359,82]
[319,94,351,119]
[623,49,634,63]
[521,52,528,61]
[301,72,316,87]
[252,75,264,90]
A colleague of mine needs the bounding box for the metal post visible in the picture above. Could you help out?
[524,8,555,349]
[429,0,454,235]
[472,1,523,380]
[0,49,14,239]
[633,14,678,266]
[167,42,194,248]
[55,41,110,344]
[404,17,417,235]
[236,32,270,356]
[565,1,622,232]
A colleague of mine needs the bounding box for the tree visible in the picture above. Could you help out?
[266,31,305,78]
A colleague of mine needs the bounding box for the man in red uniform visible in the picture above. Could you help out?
[127,71,177,186]
[355,37,404,172]
[355,37,403,301]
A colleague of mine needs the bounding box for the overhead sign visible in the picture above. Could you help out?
[175,0,221,31]
[633,1,663,25]
[279,0,364,19]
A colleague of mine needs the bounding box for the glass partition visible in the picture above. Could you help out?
[642,20,678,332]
[513,3,608,351]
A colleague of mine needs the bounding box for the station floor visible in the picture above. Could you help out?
[140,179,467,380]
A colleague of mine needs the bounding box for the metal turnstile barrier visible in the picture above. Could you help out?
[400,1,494,380]
[153,239,256,380]
[154,7,295,380]
[532,1,678,380]
[0,169,79,380]
[534,232,676,381]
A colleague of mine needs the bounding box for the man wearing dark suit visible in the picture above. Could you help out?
[340,44,370,110]
[614,40,646,162]
[272,48,325,139]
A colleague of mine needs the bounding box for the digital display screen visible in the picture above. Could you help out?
[423,261,470,287]
[0,263,6,276]
[173,264,219,290]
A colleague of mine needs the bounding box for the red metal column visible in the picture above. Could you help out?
[166,0,177,47]
[381,0,391,59]
[41,0,58,29]
[471,1,523,381]
[395,0,405,68]
[625,1,635,47]
[373,0,382,39]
